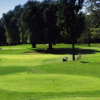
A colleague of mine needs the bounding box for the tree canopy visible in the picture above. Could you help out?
[0,0,87,60]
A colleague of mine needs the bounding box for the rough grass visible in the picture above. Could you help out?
[0,43,100,100]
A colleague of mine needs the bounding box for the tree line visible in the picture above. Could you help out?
[0,0,85,45]
[1,0,100,60]
[78,0,100,46]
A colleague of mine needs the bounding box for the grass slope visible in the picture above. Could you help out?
[0,44,100,100]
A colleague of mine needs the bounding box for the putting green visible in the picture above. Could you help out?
[0,73,100,92]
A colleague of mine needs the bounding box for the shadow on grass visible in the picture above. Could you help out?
[29,48,100,55]
[0,66,27,75]
[80,61,90,63]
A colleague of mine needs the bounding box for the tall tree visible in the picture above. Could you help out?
[43,2,58,49]
[85,0,100,24]
[78,15,92,46]
[20,1,42,48]
[57,0,85,60]
[1,10,20,44]
[0,19,6,45]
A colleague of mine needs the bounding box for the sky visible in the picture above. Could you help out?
[0,0,86,19]
[0,0,42,18]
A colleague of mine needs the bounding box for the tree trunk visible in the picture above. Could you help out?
[88,32,90,46]
[32,42,36,48]
[88,41,90,46]
[72,36,75,60]
[53,41,56,45]
[49,41,52,49]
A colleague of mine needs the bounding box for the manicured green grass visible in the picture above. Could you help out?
[41,97,100,100]
[0,43,100,100]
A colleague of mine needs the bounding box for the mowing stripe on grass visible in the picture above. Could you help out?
[0,74,100,92]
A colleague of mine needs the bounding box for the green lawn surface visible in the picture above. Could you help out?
[0,43,100,100]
